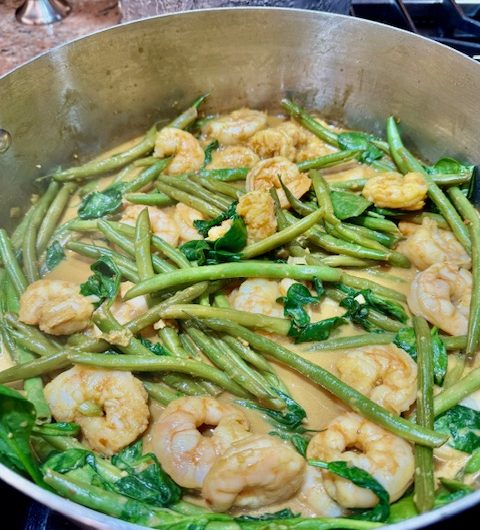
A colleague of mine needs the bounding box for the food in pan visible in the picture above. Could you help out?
[0,95,479,528]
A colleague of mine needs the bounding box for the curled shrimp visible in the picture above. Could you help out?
[202,433,306,511]
[150,396,249,489]
[207,145,259,169]
[19,279,94,336]
[236,190,277,243]
[202,108,267,145]
[246,156,311,208]
[362,172,428,210]
[173,203,205,245]
[44,366,149,455]
[122,204,181,247]
[408,261,472,336]
[154,127,204,175]
[336,345,417,415]
[399,218,471,270]
[229,278,285,317]
[300,467,343,517]
[307,413,414,508]
[248,128,296,160]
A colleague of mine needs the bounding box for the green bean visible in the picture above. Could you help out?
[351,215,400,235]
[158,304,290,335]
[0,350,70,383]
[297,149,362,172]
[161,374,207,396]
[433,365,480,417]
[158,327,189,358]
[306,332,396,352]
[341,272,406,302]
[134,208,155,282]
[280,179,318,217]
[66,241,139,282]
[221,334,274,374]
[110,221,191,269]
[121,159,171,194]
[213,292,230,308]
[309,255,375,268]
[192,175,243,199]
[133,156,158,167]
[202,319,447,448]
[168,94,208,129]
[4,313,60,357]
[68,352,249,398]
[11,202,37,250]
[413,316,435,512]
[441,335,467,351]
[0,229,28,294]
[198,167,249,181]
[447,186,480,359]
[36,182,76,254]
[23,181,60,282]
[329,174,469,192]
[157,175,230,211]
[143,381,183,406]
[241,209,324,259]
[329,179,368,191]
[343,222,400,249]
[326,288,403,332]
[405,212,449,230]
[362,268,407,284]
[53,125,157,182]
[124,262,341,299]
[443,354,466,389]
[156,181,222,218]
[97,220,175,274]
[124,192,175,207]
[312,171,338,225]
[386,117,471,252]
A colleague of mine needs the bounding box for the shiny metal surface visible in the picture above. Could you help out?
[0,8,480,528]
[16,0,71,25]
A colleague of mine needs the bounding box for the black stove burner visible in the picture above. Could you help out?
[351,0,480,59]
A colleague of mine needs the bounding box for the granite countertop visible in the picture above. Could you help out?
[0,0,121,76]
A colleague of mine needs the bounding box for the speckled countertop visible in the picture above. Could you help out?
[0,0,120,76]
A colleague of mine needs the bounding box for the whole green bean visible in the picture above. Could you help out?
[4,313,60,357]
[306,332,396,352]
[23,181,61,282]
[159,327,190,358]
[341,272,406,302]
[329,178,368,191]
[133,156,158,167]
[343,222,400,249]
[362,268,407,284]
[443,354,465,389]
[447,186,480,359]
[121,159,171,194]
[161,373,207,396]
[134,208,155,281]
[221,334,274,374]
[203,319,447,448]
[156,181,222,218]
[11,202,37,250]
[68,352,249,397]
[143,381,183,406]
[191,175,243,199]
[198,167,249,181]
[168,94,208,129]
[0,229,28,294]
[351,215,400,235]
[433,365,480,417]
[36,182,76,254]
[297,149,361,172]
[241,209,323,259]
[124,262,341,299]
[413,316,435,512]
[0,350,70,383]
[124,192,175,207]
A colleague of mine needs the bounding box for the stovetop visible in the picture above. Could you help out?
[3,1,480,529]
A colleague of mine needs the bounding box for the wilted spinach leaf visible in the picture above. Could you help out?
[309,460,390,522]
[80,256,121,306]
[330,190,371,220]
[467,166,480,208]
[0,385,44,486]
[278,282,323,328]
[337,132,384,165]
[339,289,374,331]
[236,508,299,521]
[179,240,241,266]
[270,431,309,457]
[33,422,80,437]
[42,448,92,474]
[78,183,124,220]
[393,327,417,360]
[289,316,346,344]
[203,140,219,166]
[434,405,480,453]
[139,337,169,356]
[426,157,473,176]
[193,202,238,237]
[362,290,408,324]
[44,241,65,272]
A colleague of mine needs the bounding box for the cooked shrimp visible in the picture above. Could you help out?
[19,280,93,336]
[300,467,343,517]
[110,282,148,325]
[229,278,284,317]
[399,218,471,270]
[246,156,311,208]
[207,145,259,169]
[203,108,267,145]
[202,433,306,511]
[122,204,180,247]
[336,345,417,415]
[207,219,233,241]
[276,121,310,147]
[307,413,414,508]
[154,127,204,175]
[362,172,428,211]
[248,128,296,160]
[150,396,249,489]
[408,261,472,335]
[44,366,149,455]
[236,190,277,243]
[173,203,205,245]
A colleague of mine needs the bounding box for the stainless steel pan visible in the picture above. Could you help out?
[0,8,479,528]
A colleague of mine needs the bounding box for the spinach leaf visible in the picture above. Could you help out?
[238,390,306,432]
[33,422,80,437]
[467,166,480,208]
[388,495,417,523]
[426,157,473,176]
[80,256,121,307]
[236,508,299,521]
[339,290,374,331]
[78,183,124,220]
[465,447,480,474]
[193,202,238,237]
[393,327,417,360]
[362,290,408,324]
[139,337,170,356]
[213,215,247,253]
[434,405,480,453]
[42,448,92,474]
[330,190,371,220]
[112,440,143,467]
[278,282,322,328]
[44,241,65,272]
[179,240,241,266]
[0,385,44,485]
[289,316,346,344]
[203,140,219,166]
[269,431,309,457]
[337,132,384,165]
[309,460,390,522]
